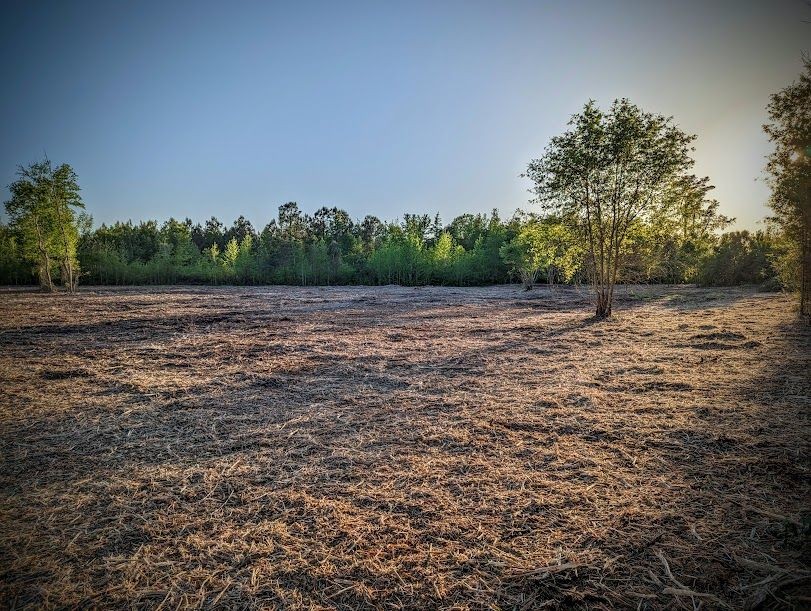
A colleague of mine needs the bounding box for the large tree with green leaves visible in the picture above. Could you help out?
[764,59,811,315]
[525,99,697,317]
[4,159,85,292]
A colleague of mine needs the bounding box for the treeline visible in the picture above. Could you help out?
[0,200,792,289]
[4,56,807,300]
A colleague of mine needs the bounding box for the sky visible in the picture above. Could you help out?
[0,0,808,230]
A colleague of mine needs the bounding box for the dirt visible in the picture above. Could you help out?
[0,284,809,609]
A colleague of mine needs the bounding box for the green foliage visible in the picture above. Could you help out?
[0,224,32,284]
[763,59,811,313]
[500,222,544,289]
[0,125,781,292]
[764,59,811,239]
[526,99,701,316]
[368,226,431,285]
[3,158,84,291]
[223,238,240,269]
[698,230,782,287]
[499,217,582,289]
[0,195,781,290]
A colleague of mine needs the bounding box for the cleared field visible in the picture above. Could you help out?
[0,285,809,609]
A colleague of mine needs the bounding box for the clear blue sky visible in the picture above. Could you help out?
[1,0,808,230]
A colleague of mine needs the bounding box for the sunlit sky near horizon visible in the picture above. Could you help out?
[1,0,808,230]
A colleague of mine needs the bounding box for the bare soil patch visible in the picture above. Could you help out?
[0,285,809,609]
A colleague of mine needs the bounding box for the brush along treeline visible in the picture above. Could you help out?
[1,193,789,290]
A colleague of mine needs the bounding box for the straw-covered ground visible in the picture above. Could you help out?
[0,285,809,610]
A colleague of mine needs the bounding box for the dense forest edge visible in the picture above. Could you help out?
[0,201,790,290]
[1,62,808,319]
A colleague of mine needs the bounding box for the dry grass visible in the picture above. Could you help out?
[0,284,809,609]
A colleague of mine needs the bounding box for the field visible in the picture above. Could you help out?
[0,285,809,609]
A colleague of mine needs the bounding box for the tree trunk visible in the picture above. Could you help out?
[801,222,810,319]
[39,262,54,291]
[521,270,534,291]
[595,289,612,318]
[34,217,54,292]
[52,187,76,293]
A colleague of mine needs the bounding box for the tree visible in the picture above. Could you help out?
[0,223,31,284]
[327,239,342,281]
[357,215,384,253]
[368,224,430,285]
[500,222,549,290]
[235,234,256,283]
[278,202,307,241]
[431,231,464,284]
[764,59,811,315]
[698,230,780,287]
[193,216,225,252]
[525,99,696,317]
[448,213,489,251]
[222,237,240,270]
[4,159,84,292]
[623,175,732,284]
[49,163,84,292]
[499,217,580,290]
[209,242,220,261]
[402,213,432,241]
[538,218,582,286]
[224,215,257,246]
[5,169,56,290]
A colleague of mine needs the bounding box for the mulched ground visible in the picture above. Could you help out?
[0,284,809,609]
